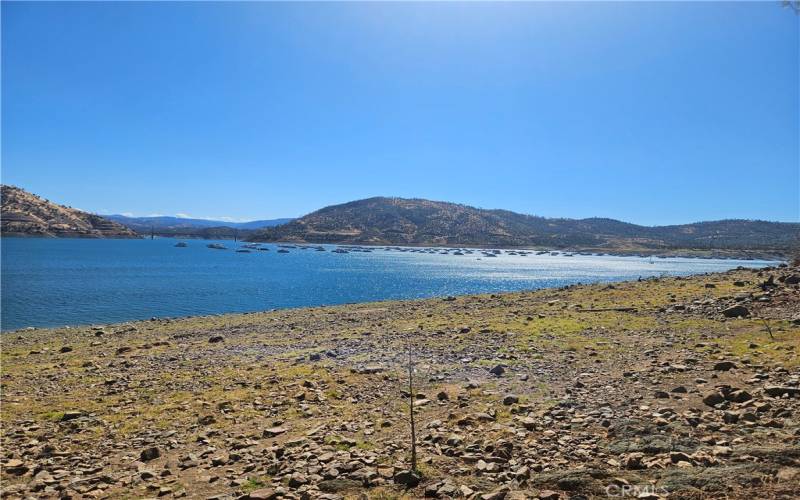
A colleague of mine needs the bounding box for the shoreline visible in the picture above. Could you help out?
[1,234,789,261]
[2,263,798,499]
[246,237,791,261]
[1,258,779,334]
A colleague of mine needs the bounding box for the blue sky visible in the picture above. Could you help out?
[2,2,798,224]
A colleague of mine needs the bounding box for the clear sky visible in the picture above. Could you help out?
[2,1,798,224]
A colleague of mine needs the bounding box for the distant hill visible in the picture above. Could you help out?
[247,197,800,255]
[105,214,293,232]
[1,185,139,238]
[105,214,292,239]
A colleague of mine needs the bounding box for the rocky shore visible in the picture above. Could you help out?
[1,265,799,499]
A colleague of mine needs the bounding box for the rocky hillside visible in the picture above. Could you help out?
[247,197,799,254]
[1,185,139,238]
[1,264,798,499]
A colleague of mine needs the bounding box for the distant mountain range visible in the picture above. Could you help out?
[1,185,139,238]
[248,197,800,257]
[3,187,798,257]
[105,214,293,238]
[0,186,292,239]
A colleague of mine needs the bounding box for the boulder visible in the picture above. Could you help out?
[764,386,800,397]
[140,447,160,462]
[263,427,288,438]
[4,459,28,476]
[623,452,645,470]
[723,411,739,424]
[318,479,362,493]
[538,491,561,500]
[287,473,308,488]
[245,488,279,499]
[726,389,752,403]
[394,469,422,487]
[703,392,725,407]
[481,486,510,500]
[60,410,83,421]
[489,364,506,376]
[722,305,749,318]
[210,453,229,466]
[520,417,537,430]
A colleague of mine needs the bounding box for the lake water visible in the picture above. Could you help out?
[0,238,776,331]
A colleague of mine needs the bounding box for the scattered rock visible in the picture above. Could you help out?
[538,491,561,500]
[764,386,800,397]
[394,469,422,487]
[263,427,288,438]
[60,410,83,421]
[3,459,28,476]
[726,389,752,403]
[198,415,216,425]
[489,364,506,376]
[703,392,725,407]
[140,447,161,462]
[245,487,277,499]
[722,305,749,318]
[481,485,510,500]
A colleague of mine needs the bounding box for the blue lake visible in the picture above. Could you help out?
[0,238,776,331]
